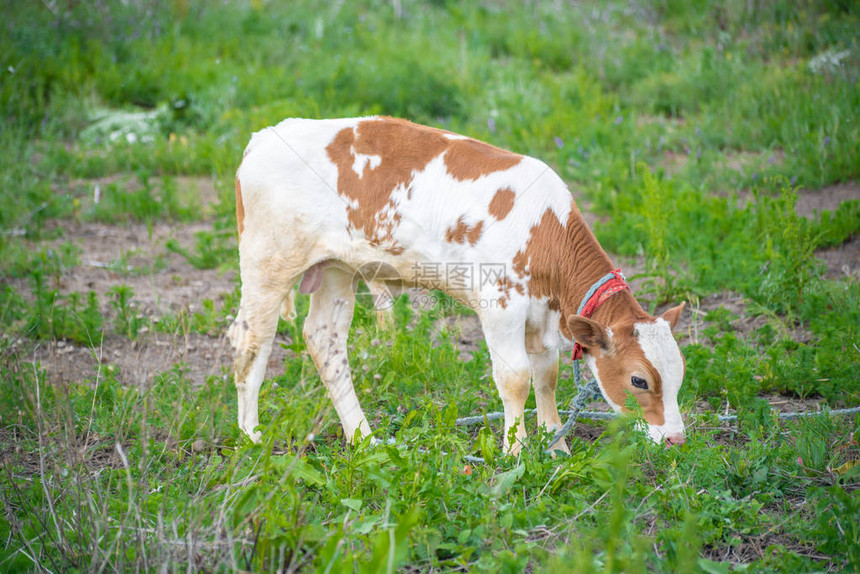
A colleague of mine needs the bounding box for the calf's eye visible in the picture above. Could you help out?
[631,376,648,390]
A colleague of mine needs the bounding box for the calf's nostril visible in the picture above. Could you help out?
[665,434,686,446]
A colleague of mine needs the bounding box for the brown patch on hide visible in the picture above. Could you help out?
[488,187,516,220]
[512,205,614,337]
[467,221,484,245]
[326,118,445,245]
[235,175,245,238]
[444,139,522,181]
[445,217,484,245]
[445,219,468,244]
[496,276,512,298]
[326,117,521,246]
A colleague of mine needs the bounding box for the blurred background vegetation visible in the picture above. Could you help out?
[1,0,859,571]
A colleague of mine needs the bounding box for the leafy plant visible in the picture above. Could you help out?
[812,485,860,570]
[86,174,195,224]
[752,181,823,315]
[19,273,104,344]
[166,228,236,270]
[108,284,146,338]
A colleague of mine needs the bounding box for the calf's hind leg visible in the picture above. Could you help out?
[303,266,372,442]
[229,272,291,443]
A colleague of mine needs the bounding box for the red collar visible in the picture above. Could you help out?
[571,269,629,361]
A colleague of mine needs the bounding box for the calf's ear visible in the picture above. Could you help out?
[660,302,686,330]
[567,316,611,353]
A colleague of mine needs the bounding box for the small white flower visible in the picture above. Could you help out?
[808,49,851,74]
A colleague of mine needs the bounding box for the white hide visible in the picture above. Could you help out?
[351,150,382,177]
[635,318,685,442]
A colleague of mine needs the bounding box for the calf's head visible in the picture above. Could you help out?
[568,304,686,446]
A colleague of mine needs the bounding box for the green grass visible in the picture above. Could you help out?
[1,0,859,571]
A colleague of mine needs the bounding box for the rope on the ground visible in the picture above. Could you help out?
[715,406,860,422]
[545,361,602,450]
[461,361,602,464]
[456,362,602,427]
[457,403,860,427]
[456,360,860,464]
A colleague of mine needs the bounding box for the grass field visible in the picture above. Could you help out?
[1,0,859,571]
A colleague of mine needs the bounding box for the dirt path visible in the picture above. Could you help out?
[34,219,237,317]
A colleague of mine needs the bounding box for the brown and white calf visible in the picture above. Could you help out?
[229,116,687,453]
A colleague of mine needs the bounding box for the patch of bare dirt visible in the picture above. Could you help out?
[658,291,813,348]
[11,219,237,321]
[570,421,607,442]
[660,149,785,177]
[722,149,786,175]
[732,180,859,220]
[10,329,292,391]
[700,536,831,570]
[756,393,828,415]
[795,181,860,220]
[687,391,829,429]
[20,333,230,389]
[432,314,484,361]
[1,175,257,391]
[0,425,130,476]
[800,182,860,279]
[816,235,860,280]
[660,150,690,174]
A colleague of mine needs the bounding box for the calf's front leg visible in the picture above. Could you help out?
[482,312,532,455]
[529,347,570,454]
